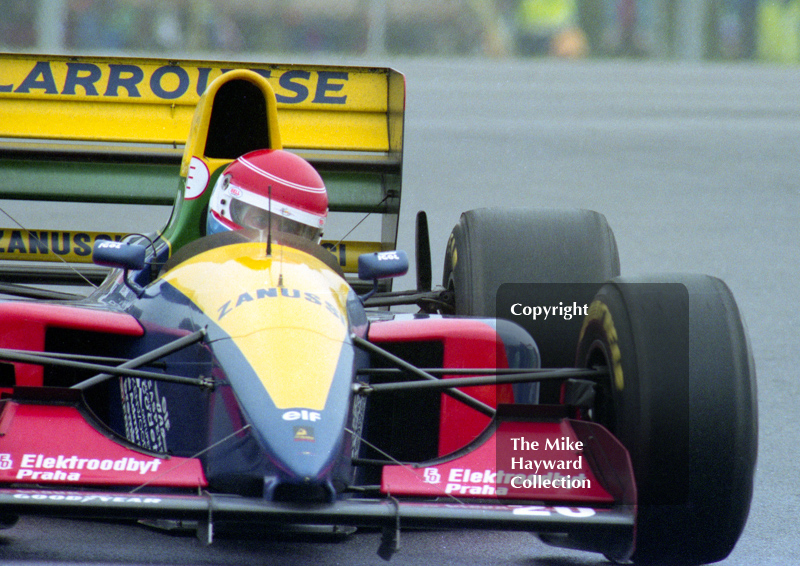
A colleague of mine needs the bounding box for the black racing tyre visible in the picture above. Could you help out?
[442,208,620,370]
[575,274,757,565]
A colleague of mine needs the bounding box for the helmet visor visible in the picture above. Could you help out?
[230,198,323,241]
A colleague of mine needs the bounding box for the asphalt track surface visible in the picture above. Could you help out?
[0,57,798,565]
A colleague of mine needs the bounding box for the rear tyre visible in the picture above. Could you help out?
[442,207,620,370]
[575,274,757,565]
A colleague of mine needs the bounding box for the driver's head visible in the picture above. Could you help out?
[206,149,328,241]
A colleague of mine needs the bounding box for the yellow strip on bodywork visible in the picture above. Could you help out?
[0,226,380,272]
[0,229,122,263]
[162,242,351,410]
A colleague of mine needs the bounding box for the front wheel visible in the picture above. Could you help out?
[442,207,620,369]
[575,274,757,565]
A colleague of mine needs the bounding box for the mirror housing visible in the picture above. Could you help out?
[92,241,146,271]
[358,250,409,281]
[93,240,147,296]
[358,251,408,301]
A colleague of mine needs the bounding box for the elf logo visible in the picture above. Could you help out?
[282,409,321,422]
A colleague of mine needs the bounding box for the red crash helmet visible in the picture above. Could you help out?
[207,149,328,241]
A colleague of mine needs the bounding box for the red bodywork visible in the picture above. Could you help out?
[0,302,143,388]
[381,417,626,504]
[369,318,635,508]
[0,302,206,489]
[368,317,515,456]
[0,401,207,488]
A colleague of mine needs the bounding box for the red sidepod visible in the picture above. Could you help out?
[0,302,144,389]
[368,317,516,456]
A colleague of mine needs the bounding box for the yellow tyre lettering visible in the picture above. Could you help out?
[580,300,624,391]
[447,233,458,272]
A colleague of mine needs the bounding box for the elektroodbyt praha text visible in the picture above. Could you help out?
[509,302,589,321]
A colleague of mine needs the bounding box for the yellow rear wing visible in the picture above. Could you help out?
[0,54,404,272]
[0,54,402,152]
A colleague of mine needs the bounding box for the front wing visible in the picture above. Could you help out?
[0,488,634,560]
[0,396,637,561]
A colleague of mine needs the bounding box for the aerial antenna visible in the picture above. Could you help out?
[277,244,284,288]
[264,184,284,287]
[331,192,392,250]
[266,184,273,257]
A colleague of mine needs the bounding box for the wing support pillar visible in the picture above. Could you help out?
[197,492,215,546]
[377,495,400,561]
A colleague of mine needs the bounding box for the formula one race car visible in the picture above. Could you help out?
[0,54,756,565]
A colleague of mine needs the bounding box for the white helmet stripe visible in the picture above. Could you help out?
[237,155,326,194]
[226,183,326,228]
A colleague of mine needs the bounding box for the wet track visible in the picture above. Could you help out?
[1,57,798,564]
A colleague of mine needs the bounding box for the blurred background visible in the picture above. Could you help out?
[2,0,800,63]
